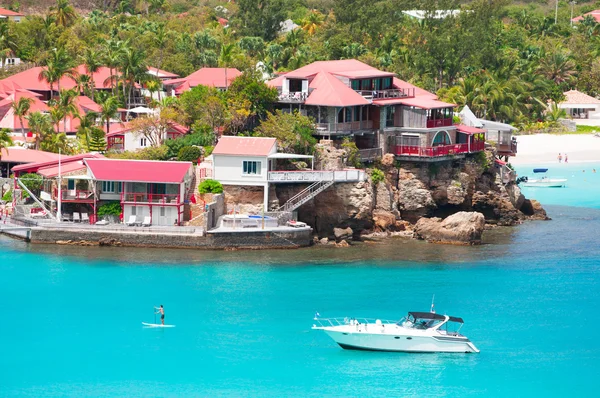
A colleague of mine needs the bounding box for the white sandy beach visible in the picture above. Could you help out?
[510,134,600,165]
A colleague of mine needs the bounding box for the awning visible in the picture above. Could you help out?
[394,97,456,109]
[267,153,314,159]
[455,124,485,134]
[128,106,155,114]
[495,159,506,166]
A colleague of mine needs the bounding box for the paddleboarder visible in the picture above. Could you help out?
[154,305,165,325]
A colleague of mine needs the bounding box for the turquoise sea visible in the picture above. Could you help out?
[1,163,600,397]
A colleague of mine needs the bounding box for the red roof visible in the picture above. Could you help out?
[0,64,177,92]
[85,158,192,183]
[104,121,188,138]
[162,68,242,91]
[0,147,60,164]
[213,136,276,156]
[146,67,179,80]
[267,59,440,108]
[11,153,104,174]
[572,10,600,23]
[37,161,87,178]
[455,124,485,134]
[0,91,50,130]
[0,7,24,16]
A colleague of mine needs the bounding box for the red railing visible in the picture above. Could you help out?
[121,192,181,204]
[426,118,453,128]
[394,141,484,157]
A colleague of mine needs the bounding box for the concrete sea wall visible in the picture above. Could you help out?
[28,227,312,250]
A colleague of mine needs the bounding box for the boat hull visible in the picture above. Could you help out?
[522,179,566,188]
[323,329,478,353]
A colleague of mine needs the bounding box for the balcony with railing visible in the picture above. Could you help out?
[426,117,453,128]
[497,140,518,156]
[358,147,383,162]
[277,88,313,103]
[356,87,415,101]
[394,141,485,158]
[121,192,181,205]
[58,190,95,202]
[314,120,374,134]
[268,169,366,183]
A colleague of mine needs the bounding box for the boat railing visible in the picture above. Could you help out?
[312,317,399,328]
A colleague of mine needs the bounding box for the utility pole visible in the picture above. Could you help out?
[555,0,559,24]
[570,2,577,27]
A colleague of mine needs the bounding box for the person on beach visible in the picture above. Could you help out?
[564,153,568,163]
[155,305,165,325]
[558,153,562,163]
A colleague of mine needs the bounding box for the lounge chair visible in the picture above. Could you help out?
[81,213,89,223]
[141,216,152,227]
[125,215,137,226]
[73,212,80,222]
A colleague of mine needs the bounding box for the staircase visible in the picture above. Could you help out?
[274,179,334,213]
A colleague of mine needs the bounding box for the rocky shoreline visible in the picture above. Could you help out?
[265,146,547,246]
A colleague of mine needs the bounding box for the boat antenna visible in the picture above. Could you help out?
[430,294,435,313]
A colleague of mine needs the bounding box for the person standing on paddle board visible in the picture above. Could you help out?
[155,305,165,325]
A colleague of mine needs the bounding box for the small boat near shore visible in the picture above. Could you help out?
[521,168,567,188]
[312,311,479,353]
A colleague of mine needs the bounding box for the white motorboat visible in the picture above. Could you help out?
[312,311,479,353]
[521,168,566,188]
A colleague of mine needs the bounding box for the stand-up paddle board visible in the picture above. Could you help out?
[142,322,176,328]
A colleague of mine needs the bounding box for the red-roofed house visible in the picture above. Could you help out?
[85,158,193,226]
[0,147,60,177]
[572,9,600,23]
[210,136,364,211]
[268,59,484,161]
[104,121,189,152]
[0,7,24,22]
[162,68,242,95]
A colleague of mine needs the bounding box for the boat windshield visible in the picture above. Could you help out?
[399,314,444,330]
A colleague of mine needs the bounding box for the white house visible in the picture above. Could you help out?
[0,7,24,23]
[85,158,193,226]
[105,121,188,152]
[558,90,600,121]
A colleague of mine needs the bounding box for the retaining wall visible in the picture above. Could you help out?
[28,226,312,250]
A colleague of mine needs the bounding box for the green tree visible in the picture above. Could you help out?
[0,128,12,164]
[81,47,103,98]
[54,89,80,135]
[226,72,278,120]
[254,110,317,155]
[98,96,120,137]
[51,0,77,28]
[233,0,287,42]
[76,111,98,150]
[11,96,33,141]
[88,127,106,152]
[0,21,18,67]
[41,132,70,154]
[26,111,53,150]
[38,47,78,99]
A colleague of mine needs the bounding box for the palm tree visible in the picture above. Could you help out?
[546,102,567,123]
[26,112,53,150]
[81,47,103,98]
[41,132,70,154]
[55,89,80,135]
[538,52,577,85]
[102,39,126,96]
[301,10,324,36]
[0,21,18,67]
[219,43,236,90]
[11,97,33,141]
[0,128,12,166]
[118,45,148,109]
[99,96,120,137]
[76,111,98,150]
[51,0,77,28]
[38,48,78,99]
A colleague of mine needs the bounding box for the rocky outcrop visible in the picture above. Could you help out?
[333,227,353,242]
[414,212,486,245]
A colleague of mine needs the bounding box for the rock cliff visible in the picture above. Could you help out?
[275,147,547,244]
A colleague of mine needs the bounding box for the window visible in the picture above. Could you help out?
[140,138,147,147]
[160,207,165,217]
[67,180,75,190]
[351,80,360,90]
[131,206,136,215]
[288,79,303,92]
[386,106,396,127]
[102,181,115,192]
[243,161,261,175]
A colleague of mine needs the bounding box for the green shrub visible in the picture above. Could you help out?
[198,179,224,194]
[203,145,214,156]
[97,201,122,217]
[106,145,169,161]
[341,138,362,168]
[1,189,11,202]
[19,173,43,193]
[474,151,490,171]
[371,168,385,185]
[177,146,203,163]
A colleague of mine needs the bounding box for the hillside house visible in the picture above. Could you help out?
[162,68,242,95]
[267,59,485,162]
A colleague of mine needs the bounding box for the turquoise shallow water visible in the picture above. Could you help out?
[2,166,600,396]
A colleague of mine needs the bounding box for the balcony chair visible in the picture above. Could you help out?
[81,213,89,223]
[125,215,138,226]
[72,212,80,222]
[141,216,152,227]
